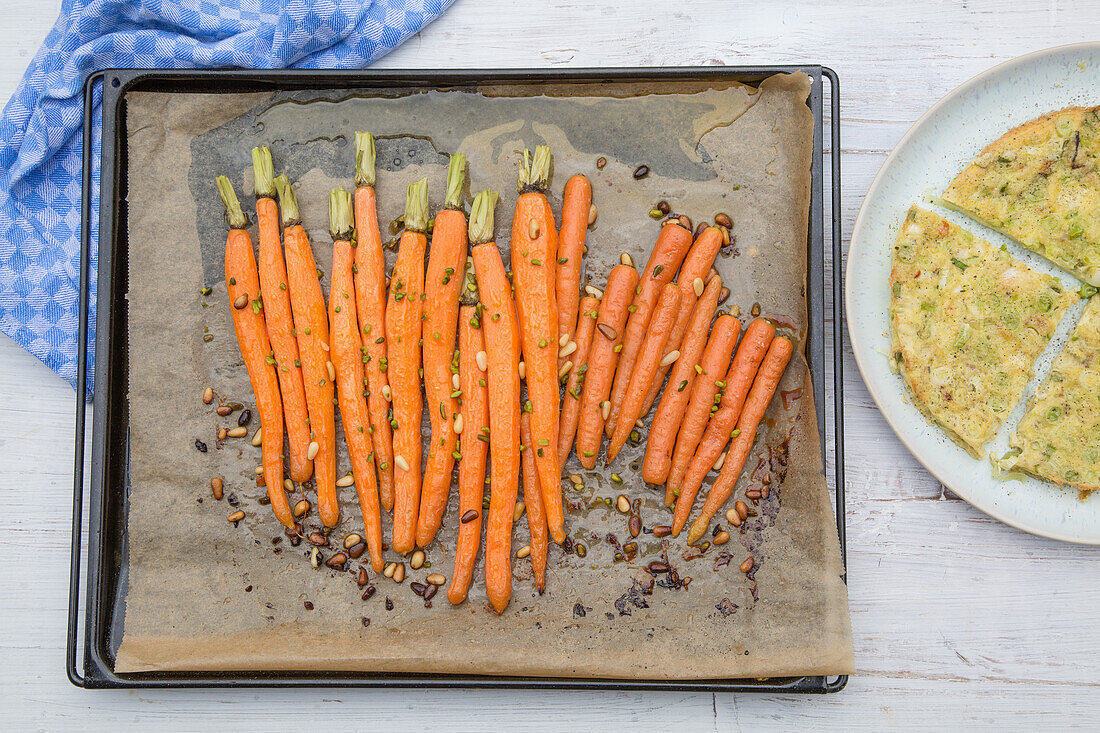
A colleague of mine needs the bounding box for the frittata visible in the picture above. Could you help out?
[942,106,1100,285]
[1008,296,1100,491]
[890,206,1078,456]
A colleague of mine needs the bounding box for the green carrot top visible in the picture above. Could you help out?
[468,189,499,245]
[354,131,376,188]
[251,146,277,199]
[517,145,552,193]
[273,174,300,227]
[444,153,467,211]
[216,175,249,230]
[404,178,429,233]
[329,186,354,241]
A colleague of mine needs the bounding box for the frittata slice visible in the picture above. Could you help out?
[942,106,1100,285]
[1009,297,1100,491]
[890,206,1078,456]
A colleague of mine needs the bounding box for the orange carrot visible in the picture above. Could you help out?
[557,295,600,467]
[665,314,742,530]
[217,177,293,528]
[673,318,775,526]
[605,220,693,436]
[555,174,592,366]
[686,336,793,544]
[251,147,312,483]
[510,146,564,544]
[607,282,681,462]
[575,264,639,469]
[520,412,548,592]
[386,179,429,556]
[447,302,488,605]
[327,187,383,572]
[640,226,725,417]
[352,132,395,512]
[275,175,339,528]
[416,155,468,549]
[470,191,522,614]
[643,276,723,489]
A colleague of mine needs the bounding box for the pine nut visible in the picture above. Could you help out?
[310,547,321,568]
[693,277,704,297]
[720,226,731,245]
[476,351,488,371]
[319,340,329,352]
[218,428,228,440]
[326,361,336,381]
[725,507,742,527]
[251,427,263,446]
[559,332,570,346]
[713,530,730,546]
[629,515,641,537]
[383,562,396,578]
[233,294,248,310]
[558,341,577,358]
[382,384,391,401]
[216,405,232,416]
[410,549,425,569]
[735,500,749,520]
[746,489,762,499]
[601,401,610,420]
[394,454,410,471]
[393,563,405,583]
[659,350,680,367]
[294,499,310,517]
[460,509,479,523]
[254,465,264,475]
[453,413,464,434]
[518,361,526,379]
[336,473,355,487]
[620,252,633,267]
[585,285,604,298]
[529,218,540,238]
[719,287,731,305]
[596,323,617,341]
[227,510,244,523]
[713,452,726,471]
[202,387,214,404]
[344,533,362,549]
[326,553,347,569]
[426,573,446,586]
[514,501,526,522]
[452,373,460,389]
[516,545,531,559]
[210,477,224,500]
[226,426,247,438]
[587,203,598,226]
[558,360,573,379]
[740,557,754,573]
[715,212,733,229]
[652,525,672,538]
[569,474,584,486]
[307,441,320,460]
[616,495,630,513]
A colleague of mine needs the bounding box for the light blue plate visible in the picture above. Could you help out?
[847,42,1100,544]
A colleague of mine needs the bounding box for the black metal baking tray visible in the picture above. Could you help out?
[68,66,845,691]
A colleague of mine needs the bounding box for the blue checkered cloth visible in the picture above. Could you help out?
[0,0,453,395]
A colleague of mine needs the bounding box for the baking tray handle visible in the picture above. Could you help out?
[68,70,105,689]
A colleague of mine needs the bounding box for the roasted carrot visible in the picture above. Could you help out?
[575,264,639,469]
[643,275,723,490]
[471,190,522,614]
[275,174,339,527]
[251,147,312,483]
[665,314,742,529]
[557,295,600,467]
[327,187,383,572]
[604,220,693,436]
[217,177,293,528]
[606,282,681,463]
[447,300,488,605]
[640,226,725,417]
[387,178,429,556]
[686,336,794,544]
[416,155,469,549]
[555,174,592,367]
[352,132,395,512]
[510,146,564,544]
[673,318,776,526]
[520,412,548,592]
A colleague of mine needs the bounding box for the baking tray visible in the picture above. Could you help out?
[68,66,845,691]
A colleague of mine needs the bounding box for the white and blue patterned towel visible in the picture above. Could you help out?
[0,0,453,394]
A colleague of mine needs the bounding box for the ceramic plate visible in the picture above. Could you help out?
[847,42,1100,544]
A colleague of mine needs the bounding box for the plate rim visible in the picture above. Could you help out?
[845,41,1100,545]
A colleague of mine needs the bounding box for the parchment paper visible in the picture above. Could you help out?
[117,73,853,678]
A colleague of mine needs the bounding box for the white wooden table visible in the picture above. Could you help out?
[2,1,1097,728]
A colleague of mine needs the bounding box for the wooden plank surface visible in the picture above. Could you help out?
[1,0,1097,729]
